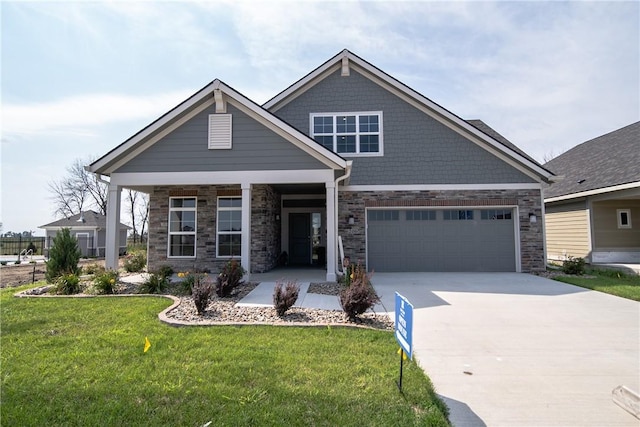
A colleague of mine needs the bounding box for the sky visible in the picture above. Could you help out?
[1,0,639,236]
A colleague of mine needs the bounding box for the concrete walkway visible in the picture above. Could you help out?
[237,268,342,310]
[371,273,640,427]
[236,281,341,310]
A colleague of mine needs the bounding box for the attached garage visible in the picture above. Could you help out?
[367,208,517,272]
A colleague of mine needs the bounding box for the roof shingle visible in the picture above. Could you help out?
[40,210,131,229]
[543,122,640,199]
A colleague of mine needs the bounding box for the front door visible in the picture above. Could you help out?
[289,213,311,265]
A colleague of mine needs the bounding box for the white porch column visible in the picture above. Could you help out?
[105,183,122,270]
[325,181,337,281]
[241,183,252,277]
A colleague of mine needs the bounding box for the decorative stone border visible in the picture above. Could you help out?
[13,288,393,331]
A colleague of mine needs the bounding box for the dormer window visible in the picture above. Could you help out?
[310,112,383,156]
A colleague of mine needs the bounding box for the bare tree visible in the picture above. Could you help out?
[48,173,89,218]
[49,158,149,242]
[125,189,139,243]
[48,157,107,218]
[70,159,107,215]
[541,148,566,164]
[137,194,150,244]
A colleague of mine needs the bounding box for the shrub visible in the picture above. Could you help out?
[341,257,353,287]
[123,251,146,273]
[0,261,7,266]
[192,275,214,315]
[83,263,105,276]
[216,259,246,297]
[54,273,81,295]
[46,228,81,283]
[273,281,300,316]
[139,272,168,294]
[562,256,586,275]
[177,271,201,295]
[94,270,119,295]
[339,264,380,321]
[156,265,174,279]
[14,260,21,265]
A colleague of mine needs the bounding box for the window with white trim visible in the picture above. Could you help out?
[217,197,242,257]
[168,197,197,257]
[310,112,383,156]
[617,209,632,229]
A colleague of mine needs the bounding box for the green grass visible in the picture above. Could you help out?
[1,284,449,426]
[553,268,640,301]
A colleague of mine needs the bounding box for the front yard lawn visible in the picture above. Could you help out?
[1,284,450,426]
[553,269,640,301]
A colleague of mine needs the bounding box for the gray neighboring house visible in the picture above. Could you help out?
[544,122,640,264]
[40,210,130,257]
[88,49,554,279]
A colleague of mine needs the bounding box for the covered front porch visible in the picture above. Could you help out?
[103,171,345,281]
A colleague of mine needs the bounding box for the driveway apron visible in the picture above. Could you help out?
[371,273,640,427]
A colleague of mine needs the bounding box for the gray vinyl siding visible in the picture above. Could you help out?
[115,103,327,173]
[273,68,536,185]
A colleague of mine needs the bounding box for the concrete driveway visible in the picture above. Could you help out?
[371,273,639,427]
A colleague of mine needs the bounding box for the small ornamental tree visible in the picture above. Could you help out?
[339,263,380,321]
[216,259,246,297]
[45,228,81,283]
[273,281,300,316]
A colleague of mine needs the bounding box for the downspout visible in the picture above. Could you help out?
[334,160,353,278]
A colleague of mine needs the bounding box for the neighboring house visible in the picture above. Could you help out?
[544,122,640,264]
[40,210,130,257]
[88,50,554,280]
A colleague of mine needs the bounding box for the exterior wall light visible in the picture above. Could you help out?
[529,214,537,223]
[348,214,355,225]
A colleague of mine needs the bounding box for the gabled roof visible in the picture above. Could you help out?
[39,210,131,230]
[264,49,555,184]
[544,122,640,201]
[88,80,348,175]
[466,119,539,165]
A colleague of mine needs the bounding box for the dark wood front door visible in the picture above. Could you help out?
[289,213,311,265]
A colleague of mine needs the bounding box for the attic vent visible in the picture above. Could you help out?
[208,114,232,149]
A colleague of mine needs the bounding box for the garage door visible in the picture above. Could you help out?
[367,208,516,272]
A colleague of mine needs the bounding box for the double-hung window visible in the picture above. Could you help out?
[168,197,197,257]
[217,197,242,257]
[311,112,383,156]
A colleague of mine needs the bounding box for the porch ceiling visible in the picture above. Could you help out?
[271,183,325,195]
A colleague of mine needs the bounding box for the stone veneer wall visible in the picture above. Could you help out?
[147,184,280,274]
[250,185,281,273]
[337,189,545,272]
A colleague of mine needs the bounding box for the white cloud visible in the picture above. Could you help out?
[2,90,192,137]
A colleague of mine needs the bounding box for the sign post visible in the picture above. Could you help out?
[394,292,414,392]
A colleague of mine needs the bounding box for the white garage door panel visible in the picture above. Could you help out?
[367,209,516,272]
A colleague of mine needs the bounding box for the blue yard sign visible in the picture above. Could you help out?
[394,292,414,360]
